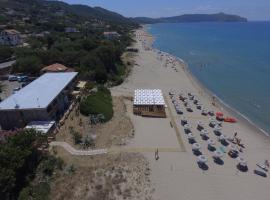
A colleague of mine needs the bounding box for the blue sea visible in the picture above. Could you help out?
[148,22,270,135]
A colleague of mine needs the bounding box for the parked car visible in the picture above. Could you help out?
[18,76,28,82]
[8,75,18,81]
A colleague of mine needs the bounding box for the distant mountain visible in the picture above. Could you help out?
[132,13,248,24]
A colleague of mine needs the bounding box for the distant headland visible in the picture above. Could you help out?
[131,13,248,24]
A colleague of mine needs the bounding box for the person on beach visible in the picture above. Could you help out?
[155,148,159,161]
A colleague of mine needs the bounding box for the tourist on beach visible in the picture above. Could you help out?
[155,148,159,161]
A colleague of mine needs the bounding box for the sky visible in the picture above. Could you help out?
[62,0,270,20]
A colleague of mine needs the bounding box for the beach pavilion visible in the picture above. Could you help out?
[133,89,166,118]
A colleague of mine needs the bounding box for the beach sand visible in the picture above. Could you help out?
[111,28,270,200]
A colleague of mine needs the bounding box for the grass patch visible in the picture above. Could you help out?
[80,86,113,122]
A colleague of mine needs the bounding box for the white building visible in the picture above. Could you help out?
[133,89,166,117]
[0,29,22,46]
[0,72,78,130]
[103,31,120,39]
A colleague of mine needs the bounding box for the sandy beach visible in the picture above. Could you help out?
[111,27,270,200]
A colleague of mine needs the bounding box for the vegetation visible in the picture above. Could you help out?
[0,0,137,84]
[0,129,45,199]
[0,46,14,62]
[80,86,113,122]
[0,129,65,200]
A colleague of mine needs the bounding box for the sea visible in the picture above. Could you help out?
[147,22,270,135]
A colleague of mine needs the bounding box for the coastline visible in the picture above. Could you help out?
[144,24,270,138]
[112,25,270,200]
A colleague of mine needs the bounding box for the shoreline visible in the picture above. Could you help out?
[144,25,269,138]
[113,26,270,200]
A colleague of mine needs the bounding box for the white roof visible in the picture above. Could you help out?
[25,121,55,134]
[0,72,77,110]
[134,89,165,105]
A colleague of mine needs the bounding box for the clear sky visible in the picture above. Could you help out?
[62,0,270,20]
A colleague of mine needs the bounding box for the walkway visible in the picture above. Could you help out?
[50,141,108,156]
[50,141,182,156]
[164,96,186,152]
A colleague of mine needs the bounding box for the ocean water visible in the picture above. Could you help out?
[148,22,270,134]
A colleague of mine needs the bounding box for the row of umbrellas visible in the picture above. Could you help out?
[172,92,248,171]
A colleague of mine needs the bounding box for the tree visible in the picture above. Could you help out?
[0,46,14,62]
[0,129,43,199]
[13,56,42,75]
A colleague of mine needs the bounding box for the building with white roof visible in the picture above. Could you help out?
[133,89,166,117]
[25,121,56,134]
[0,72,77,130]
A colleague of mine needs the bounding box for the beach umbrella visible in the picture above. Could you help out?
[209,118,217,128]
[207,139,215,146]
[213,150,223,158]
[213,125,222,136]
[219,134,228,141]
[181,117,188,125]
[197,121,204,130]
[197,155,208,163]
[200,129,209,136]
[184,124,191,133]
[192,143,201,150]
[186,106,193,112]
[187,133,195,139]
[229,144,238,152]
[237,157,247,167]
[208,110,215,116]
[214,125,222,131]
[216,112,224,117]
[202,109,208,116]
[196,103,202,110]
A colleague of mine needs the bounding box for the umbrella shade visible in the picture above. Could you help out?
[207,139,215,146]
[198,155,208,163]
[192,143,201,150]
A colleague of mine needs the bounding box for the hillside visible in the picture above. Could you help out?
[132,13,248,24]
[0,0,137,26]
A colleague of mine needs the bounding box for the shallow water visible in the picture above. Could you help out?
[148,22,270,134]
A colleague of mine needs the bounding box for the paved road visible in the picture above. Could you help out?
[0,60,16,70]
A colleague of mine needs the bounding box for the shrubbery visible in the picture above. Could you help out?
[0,129,44,199]
[80,86,113,122]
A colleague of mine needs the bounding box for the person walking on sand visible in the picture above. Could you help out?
[155,148,159,161]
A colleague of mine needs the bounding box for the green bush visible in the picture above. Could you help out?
[41,156,64,176]
[80,86,113,122]
[18,183,50,200]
